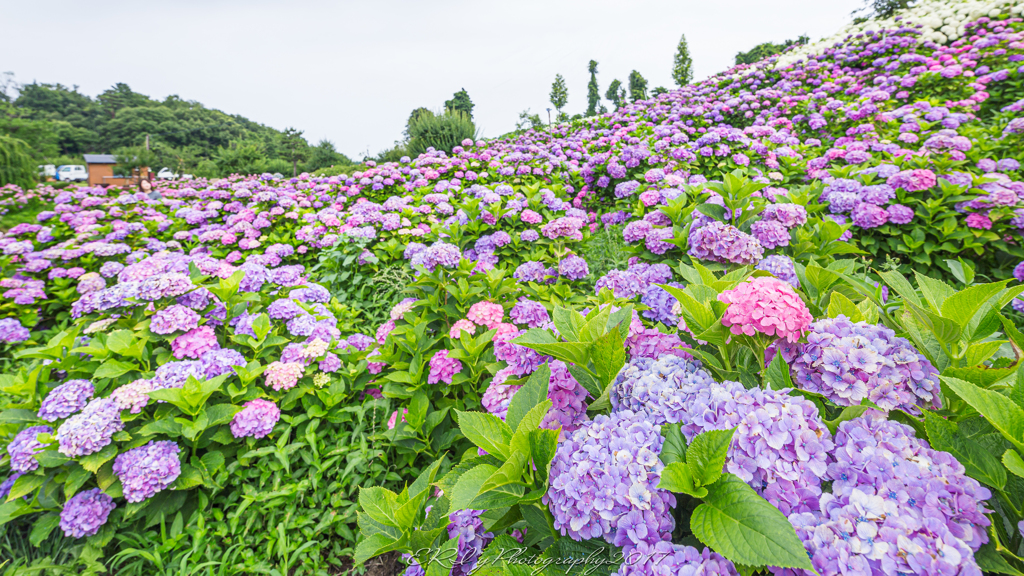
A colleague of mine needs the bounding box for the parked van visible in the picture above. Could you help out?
[55,165,88,182]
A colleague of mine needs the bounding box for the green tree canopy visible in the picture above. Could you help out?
[549,74,569,118]
[305,139,353,172]
[605,79,625,110]
[628,70,649,103]
[672,33,694,86]
[444,89,475,119]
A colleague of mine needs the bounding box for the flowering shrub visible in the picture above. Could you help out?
[3,0,1024,573]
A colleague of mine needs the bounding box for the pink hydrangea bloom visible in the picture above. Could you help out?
[171,326,219,359]
[265,361,304,391]
[467,301,504,329]
[450,319,477,339]
[376,320,395,345]
[520,210,543,224]
[966,213,992,229]
[428,349,462,384]
[718,277,812,343]
[387,408,409,429]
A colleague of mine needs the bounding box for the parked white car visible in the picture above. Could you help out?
[55,165,88,182]
[38,164,56,179]
[156,168,194,180]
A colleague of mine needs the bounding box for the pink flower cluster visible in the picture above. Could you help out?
[718,277,812,343]
[427,349,462,384]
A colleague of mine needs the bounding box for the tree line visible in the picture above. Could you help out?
[0,74,356,185]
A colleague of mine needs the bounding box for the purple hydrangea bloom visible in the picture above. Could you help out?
[541,360,590,433]
[595,269,646,299]
[640,283,684,325]
[38,379,94,422]
[230,398,280,439]
[7,425,53,473]
[610,355,715,425]
[756,254,800,288]
[613,542,738,576]
[55,398,124,457]
[268,298,304,320]
[792,316,941,414]
[544,410,676,547]
[493,328,547,376]
[109,379,154,414]
[558,255,590,280]
[60,488,116,538]
[0,318,30,343]
[446,509,494,576]
[751,219,791,249]
[513,261,556,284]
[112,440,182,503]
[198,347,246,378]
[688,221,763,265]
[762,203,808,228]
[509,299,551,328]
[150,304,201,335]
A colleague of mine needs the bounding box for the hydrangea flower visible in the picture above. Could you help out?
[38,379,94,422]
[558,255,590,280]
[509,299,550,328]
[446,509,494,576]
[55,398,124,457]
[688,221,763,265]
[0,318,30,343]
[265,361,305,391]
[150,304,201,334]
[719,277,811,343]
[783,411,990,576]
[756,254,800,288]
[231,398,281,439]
[428,349,462,384]
[7,425,53,473]
[541,360,590,433]
[171,326,219,359]
[60,488,116,538]
[113,440,181,503]
[109,379,154,414]
[791,316,941,414]
[467,301,504,329]
[610,355,715,425]
[613,542,738,576]
[544,410,676,547]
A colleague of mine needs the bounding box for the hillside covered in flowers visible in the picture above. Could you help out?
[3,0,1024,574]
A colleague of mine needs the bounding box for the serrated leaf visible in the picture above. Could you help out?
[455,411,513,459]
[687,428,735,486]
[827,292,862,322]
[659,422,687,465]
[906,301,962,345]
[764,354,793,389]
[658,462,706,497]
[923,411,1005,489]
[94,359,138,379]
[80,443,119,473]
[941,376,1024,454]
[1004,449,1024,478]
[449,463,497,512]
[824,405,873,435]
[358,486,399,527]
[690,474,813,571]
[506,364,551,432]
[551,307,584,343]
[8,474,43,502]
[941,282,1007,329]
[974,540,1024,576]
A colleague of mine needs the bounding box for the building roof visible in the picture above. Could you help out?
[83,154,117,164]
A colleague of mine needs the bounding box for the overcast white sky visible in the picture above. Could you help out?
[3,0,863,158]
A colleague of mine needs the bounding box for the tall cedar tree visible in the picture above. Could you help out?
[672,34,694,86]
[586,61,601,116]
[279,127,307,177]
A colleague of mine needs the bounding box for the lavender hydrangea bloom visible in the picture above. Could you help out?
[688,221,763,265]
[109,379,154,414]
[513,261,556,284]
[544,410,676,547]
[613,542,738,576]
[541,360,590,433]
[640,283,684,325]
[112,440,182,503]
[791,316,941,414]
[446,509,494,576]
[198,347,246,378]
[60,488,116,538]
[784,411,991,576]
[558,255,590,280]
[751,219,791,249]
[493,329,547,376]
[55,398,124,457]
[7,425,53,473]
[595,270,646,299]
[150,304,201,334]
[38,379,94,422]
[268,298,304,320]
[509,299,551,328]
[230,398,280,439]
[0,318,30,343]
[756,254,800,288]
[610,355,715,424]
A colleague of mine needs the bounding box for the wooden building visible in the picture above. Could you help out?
[84,154,149,187]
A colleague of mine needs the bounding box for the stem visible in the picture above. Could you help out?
[718,345,733,372]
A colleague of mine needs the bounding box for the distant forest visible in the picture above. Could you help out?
[0,75,356,178]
